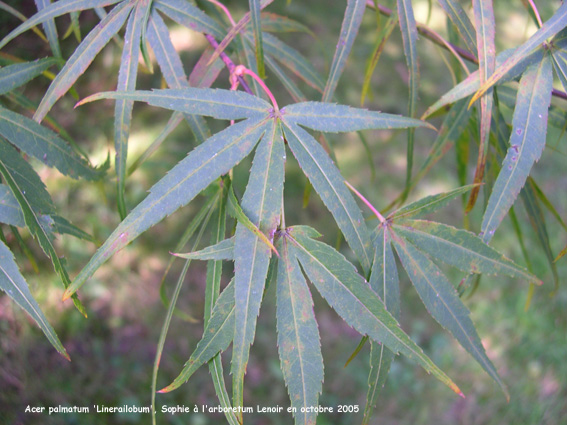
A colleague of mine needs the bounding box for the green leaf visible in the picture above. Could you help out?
[437,0,477,55]
[159,280,235,393]
[0,140,85,316]
[79,88,271,120]
[410,100,472,190]
[397,0,420,195]
[260,12,312,34]
[393,220,541,284]
[467,0,495,211]
[276,236,323,425]
[361,13,397,106]
[0,0,121,50]
[551,49,567,92]
[0,58,59,95]
[0,239,69,360]
[481,55,553,241]
[322,0,367,102]
[520,181,559,291]
[232,120,283,413]
[390,232,507,399]
[0,109,106,184]
[114,1,145,219]
[35,0,62,58]
[146,9,210,144]
[264,53,307,102]
[0,183,24,227]
[154,0,224,39]
[283,102,432,133]
[261,32,325,93]
[422,47,544,118]
[65,118,269,299]
[283,123,373,274]
[174,237,234,261]
[363,227,400,425]
[389,185,477,221]
[34,0,134,122]
[249,0,265,78]
[289,228,462,396]
[51,215,95,242]
[472,1,567,102]
[227,184,278,255]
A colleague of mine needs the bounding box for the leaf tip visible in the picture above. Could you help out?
[61,289,73,301]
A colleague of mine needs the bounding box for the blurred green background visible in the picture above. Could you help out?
[1,0,566,424]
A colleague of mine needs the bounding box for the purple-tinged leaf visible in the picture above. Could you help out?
[79,88,271,120]
[393,220,541,284]
[289,228,462,396]
[283,123,373,273]
[277,236,323,425]
[188,46,224,89]
[232,121,283,415]
[283,102,432,133]
[390,232,508,399]
[33,0,134,122]
[64,118,269,299]
[471,1,567,103]
[322,0,366,102]
[481,55,553,242]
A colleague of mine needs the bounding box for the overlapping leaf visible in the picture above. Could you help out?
[0,57,59,95]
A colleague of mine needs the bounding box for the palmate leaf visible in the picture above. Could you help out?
[232,120,283,415]
[363,227,400,425]
[159,280,235,393]
[0,57,59,95]
[389,231,508,399]
[0,239,69,360]
[287,227,462,396]
[481,54,553,242]
[276,236,323,425]
[0,106,106,180]
[471,1,567,103]
[321,0,367,103]
[154,0,224,40]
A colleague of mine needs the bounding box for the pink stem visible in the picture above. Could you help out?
[527,0,543,27]
[206,0,236,26]
[234,65,279,113]
[344,181,386,223]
